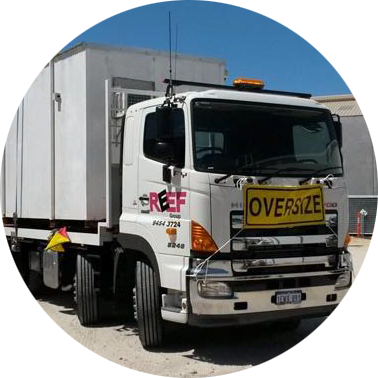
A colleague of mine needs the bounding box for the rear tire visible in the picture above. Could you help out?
[135,260,163,348]
[0,243,25,298]
[75,253,100,326]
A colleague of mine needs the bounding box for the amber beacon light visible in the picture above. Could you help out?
[191,221,218,253]
[233,77,265,89]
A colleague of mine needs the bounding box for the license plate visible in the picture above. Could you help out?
[275,290,302,305]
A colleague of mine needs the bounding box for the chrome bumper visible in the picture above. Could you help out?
[188,305,337,328]
[189,278,349,316]
[188,252,352,322]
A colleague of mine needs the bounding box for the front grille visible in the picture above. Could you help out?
[235,264,333,276]
[230,244,338,258]
[230,274,340,292]
[230,210,338,237]
[229,210,340,277]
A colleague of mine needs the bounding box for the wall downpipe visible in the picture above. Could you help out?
[0,66,6,217]
[50,59,55,220]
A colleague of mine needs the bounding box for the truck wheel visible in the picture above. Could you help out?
[0,244,25,298]
[75,253,100,326]
[27,270,44,294]
[135,260,163,348]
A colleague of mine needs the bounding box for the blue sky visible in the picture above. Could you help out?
[0,0,378,94]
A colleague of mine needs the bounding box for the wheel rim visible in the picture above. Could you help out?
[0,253,8,286]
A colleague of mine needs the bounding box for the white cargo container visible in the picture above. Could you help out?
[2,43,228,222]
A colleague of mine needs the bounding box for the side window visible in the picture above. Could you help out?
[195,131,224,159]
[143,108,185,168]
[292,122,332,164]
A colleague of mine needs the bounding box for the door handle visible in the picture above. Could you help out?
[139,195,149,202]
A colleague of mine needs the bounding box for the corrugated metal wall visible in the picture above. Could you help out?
[341,116,377,195]
[315,96,377,235]
[314,96,362,116]
[349,196,377,235]
[342,116,377,234]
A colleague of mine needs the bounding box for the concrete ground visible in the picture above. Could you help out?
[0,239,378,378]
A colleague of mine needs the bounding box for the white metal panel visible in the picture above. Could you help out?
[20,67,51,218]
[122,112,139,214]
[4,52,95,222]
[3,113,18,217]
[54,51,88,220]
[0,76,5,217]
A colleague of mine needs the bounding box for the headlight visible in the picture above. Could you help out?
[335,272,351,289]
[197,281,233,299]
[339,252,353,269]
[326,235,338,248]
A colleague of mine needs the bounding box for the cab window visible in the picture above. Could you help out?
[143,108,185,168]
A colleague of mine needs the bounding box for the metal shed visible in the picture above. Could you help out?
[315,95,377,235]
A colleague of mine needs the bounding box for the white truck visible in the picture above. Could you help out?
[2,71,353,348]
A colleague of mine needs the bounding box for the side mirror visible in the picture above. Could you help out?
[332,114,342,148]
[162,164,172,183]
[155,141,175,162]
[156,106,172,136]
[155,141,174,183]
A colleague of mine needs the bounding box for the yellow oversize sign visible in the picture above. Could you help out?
[243,185,325,229]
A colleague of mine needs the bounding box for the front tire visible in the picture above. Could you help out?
[135,260,163,348]
[0,244,25,298]
[75,253,100,326]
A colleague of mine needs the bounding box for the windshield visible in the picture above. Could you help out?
[192,99,343,177]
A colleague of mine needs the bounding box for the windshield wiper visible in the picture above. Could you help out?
[214,164,342,185]
[258,167,317,184]
[298,166,343,185]
[214,163,269,184]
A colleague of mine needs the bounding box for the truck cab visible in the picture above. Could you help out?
[123,80,352,346]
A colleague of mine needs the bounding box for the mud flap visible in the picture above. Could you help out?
[43,250,60,289]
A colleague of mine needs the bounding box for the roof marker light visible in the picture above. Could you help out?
[233,78,265,89]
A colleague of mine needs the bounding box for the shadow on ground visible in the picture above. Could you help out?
[22,287,76,315]
[37,290,325,368]
[145,316,378,366]
[35,289,130,327]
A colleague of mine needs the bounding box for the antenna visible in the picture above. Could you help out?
[165,11,174,100]
[167,11,173,98]
[174,23,178,81]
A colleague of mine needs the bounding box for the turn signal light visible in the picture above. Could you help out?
[191,221,218,253]
[233,77,265,89]
[344,233,351,247]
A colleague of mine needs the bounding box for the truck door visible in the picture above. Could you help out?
[137,104,190,265]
